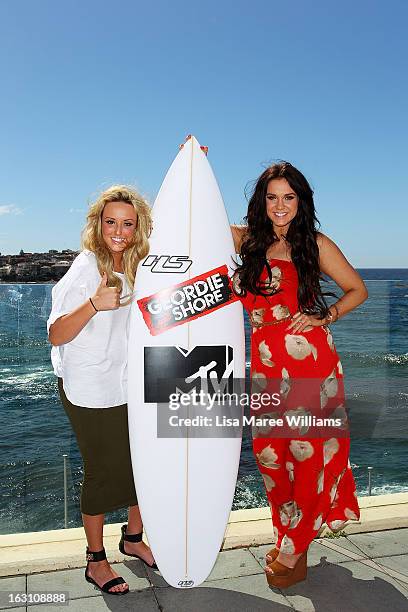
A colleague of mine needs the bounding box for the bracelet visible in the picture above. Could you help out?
[332,303,340,322]
[89,297,98,312]
[326,310,334,325]
[326,304,340,325]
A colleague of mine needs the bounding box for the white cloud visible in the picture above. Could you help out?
[0,205,23,216]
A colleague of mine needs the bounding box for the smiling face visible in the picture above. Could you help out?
[101,201,137,261]
[266,178,299,232]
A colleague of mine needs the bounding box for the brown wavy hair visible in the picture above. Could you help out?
[81,185,152,301]
[235,162,335,318]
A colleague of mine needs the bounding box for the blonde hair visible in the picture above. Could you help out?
[81,185,152,299]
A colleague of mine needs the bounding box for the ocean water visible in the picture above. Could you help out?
[0,270,407,534]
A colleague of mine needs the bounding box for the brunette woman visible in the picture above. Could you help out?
[232,163,367,588]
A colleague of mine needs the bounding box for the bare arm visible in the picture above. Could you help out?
[287,234,368,333]
[230,224,246,254]
[49,300,97,346]
[48,272,121,346]
[318,233,368,320]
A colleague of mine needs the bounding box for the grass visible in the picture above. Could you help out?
[323,530,347,539]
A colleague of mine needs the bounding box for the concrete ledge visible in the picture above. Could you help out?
[223,492,408,549]
[1,492,407,577]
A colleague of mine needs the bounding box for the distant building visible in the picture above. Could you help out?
[0,265,11,277]
[0,249,79,282]
[51,261,71,276]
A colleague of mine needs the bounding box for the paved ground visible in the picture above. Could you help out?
[1,528,408,611]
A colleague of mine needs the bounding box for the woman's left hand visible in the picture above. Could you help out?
[286,312,326,334]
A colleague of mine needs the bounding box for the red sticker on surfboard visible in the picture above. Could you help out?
[137,265,238,336]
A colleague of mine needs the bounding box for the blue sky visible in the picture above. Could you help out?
[0,0,407,266]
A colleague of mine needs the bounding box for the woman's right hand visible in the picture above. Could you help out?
[91,272,120,311]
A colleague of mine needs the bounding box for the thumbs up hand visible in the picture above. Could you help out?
[91,272,120,311]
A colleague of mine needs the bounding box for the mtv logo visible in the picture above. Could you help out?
[144,345,234,403]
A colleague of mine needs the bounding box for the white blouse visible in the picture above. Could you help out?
[47,250,132,408]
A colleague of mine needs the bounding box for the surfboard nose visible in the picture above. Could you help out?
[179,134,207,154]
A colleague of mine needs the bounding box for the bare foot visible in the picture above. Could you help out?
[265,547,279,563]
[123,540,156,566]
[86,559,128,593]
[265,551,303,574]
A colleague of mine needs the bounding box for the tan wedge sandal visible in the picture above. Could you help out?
[266,551,307,589]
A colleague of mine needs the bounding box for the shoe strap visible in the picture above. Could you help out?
[102,577,127,592]
[122,524,143,543]
[86,547,107,562]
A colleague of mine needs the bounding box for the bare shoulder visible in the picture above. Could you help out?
[316,232,365,292]
[317,231,334,249]
[316,232,345,258]
[316,232,347,262]
[231,224,247,254]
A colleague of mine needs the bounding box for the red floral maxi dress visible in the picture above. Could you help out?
[236,259,360,555]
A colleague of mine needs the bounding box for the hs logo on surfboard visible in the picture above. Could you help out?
[178,580,194,588]
[142,255,192,273]
[137,265,238,335]
[144,345,234,402]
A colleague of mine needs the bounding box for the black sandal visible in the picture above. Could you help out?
[119,523,158,569]
[85,547,129,595]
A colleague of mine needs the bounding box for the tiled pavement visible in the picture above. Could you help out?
[1,528,408,611]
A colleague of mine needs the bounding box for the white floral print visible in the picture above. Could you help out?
[330,470,344,502]
[344,508,358,520]
[280,508,290,526]
[314,514,323,531]
[257,445,280,469]
[252,371,267,391]
[326,328,335,351]
[265,266,282,291]
[272,304,291,320]
[323,438,340,465]
[317,469,324,494]
[286,461,295,482]
[280,367,291,399]
[289,507,303,529]
[289,440,314,461]
[328,519,346,532]
[262,473,276,492]
[280,535,295,554]
[252,411,280,437]
[284,407,311,435]
[259,340,275,367]
[285,334,318,361]
[321,369,338,408]
[279,501,303,529]
[332,404,348,429]
[251,308,266,326]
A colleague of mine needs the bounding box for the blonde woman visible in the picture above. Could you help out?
[48,186,154,595]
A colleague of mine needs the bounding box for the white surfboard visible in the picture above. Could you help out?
[127,135,245,588]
